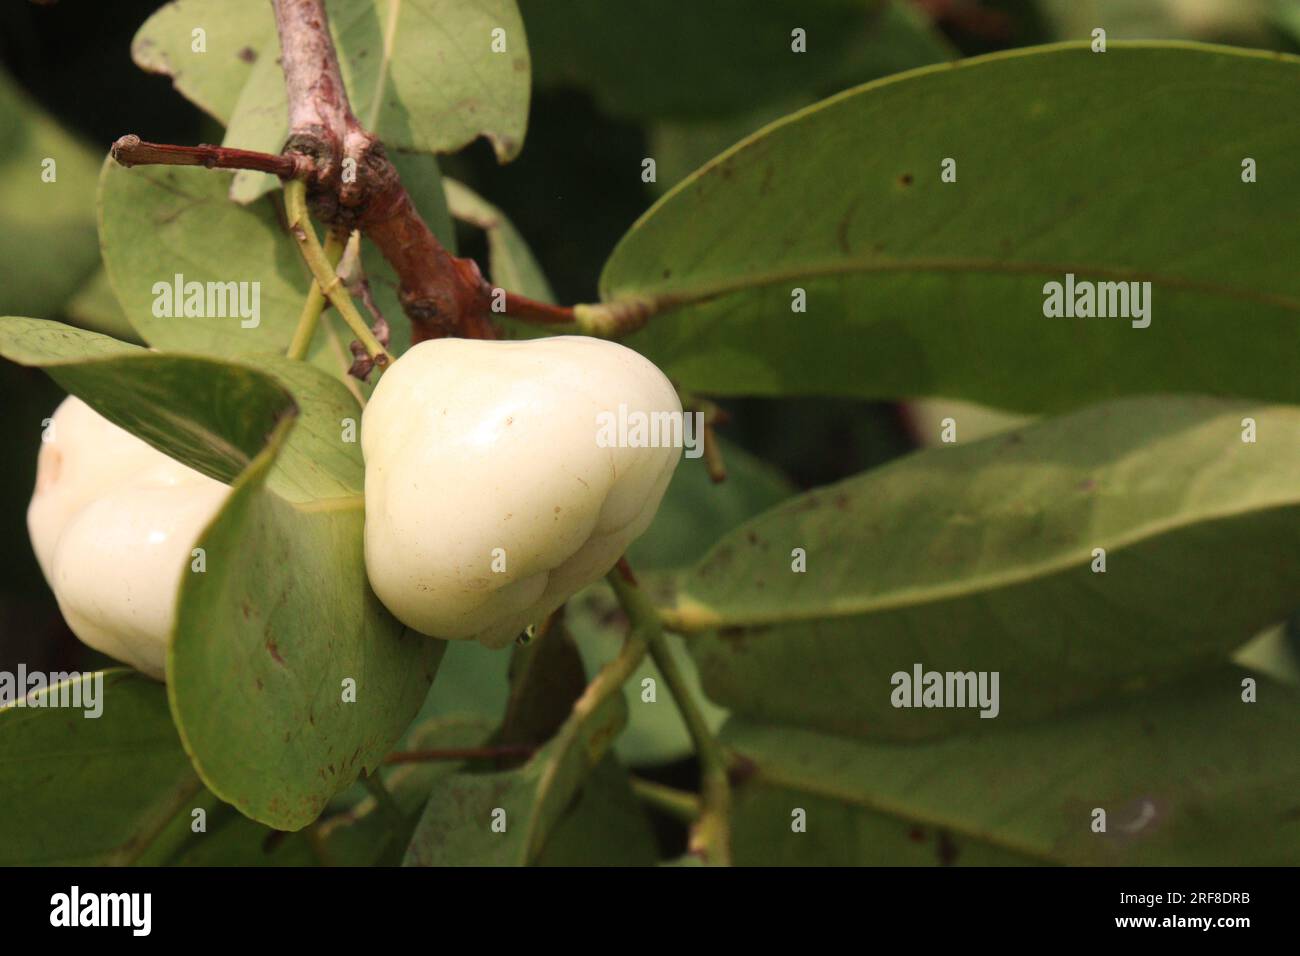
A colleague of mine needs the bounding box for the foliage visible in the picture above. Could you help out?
[0,0,1296,867]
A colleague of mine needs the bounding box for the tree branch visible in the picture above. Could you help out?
[272,0,500,341]
[111,0,616,347]
[110,135,308,178]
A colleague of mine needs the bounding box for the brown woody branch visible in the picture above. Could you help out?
[113,0,583,345]
[272,0,534,341]
[110,135,308,178]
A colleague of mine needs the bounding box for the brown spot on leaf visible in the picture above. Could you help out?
[899,172,914,187]
[937,830,959,865]
[267,640,286,665]
[836,198,860,254]
[238,46,257,63]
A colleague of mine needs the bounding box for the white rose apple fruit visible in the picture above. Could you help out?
[362,335,681,647]
[27,396,230,680]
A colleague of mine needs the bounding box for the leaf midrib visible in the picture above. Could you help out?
[746,755,1059,865]
[678,494,1300,632]
[611,254,1300,317]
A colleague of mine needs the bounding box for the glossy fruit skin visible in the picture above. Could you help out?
[362,336,681,647]
[27,397,228,680]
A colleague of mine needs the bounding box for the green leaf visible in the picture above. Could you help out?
[132,0,276,124]
[223,0,530,203]
[445,176,553,303]
[405,678,628,865]
[0,68,102,318]
[1234,622,1300,686]
[631,437,795,571]
[404,752,653,866]
[725,668,1300,865]
[606,43,1300,410]
[0,318,443,830]
[170,373,442,829]
[0,317,291,485]
[494,622,588,748]
[410,640,512,724]
[533,757,658,866]
[141,789,319,866]
[679,395,1300,739]
[312,716,497,866]
[523,0,952,120]
[0,670,203,865]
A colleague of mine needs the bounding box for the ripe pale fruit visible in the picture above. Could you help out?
[362,336,682,647]
[27,396,229,680]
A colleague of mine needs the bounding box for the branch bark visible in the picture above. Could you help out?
[112,0,587,345]
[272,0,506,341]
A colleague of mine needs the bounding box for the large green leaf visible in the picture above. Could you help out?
[132,0,276,124]
[725,668,1300,865]
[0,317,290,484]
[641,0,953,194]
[630,437,795,571]
[0,671,203,865]
[0,68,102,318]
[606,43,1300,410]
[170,371,441,829]
[0,319,443,830]
[523,0,951,120]
[222,0,529,203]
[679,396,1300,739]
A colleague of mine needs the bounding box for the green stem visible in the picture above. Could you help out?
[607,565,733,866]
[361,769,406,837]
[283,179,391,369]
[286,228,347,361]
[630,777,701,824]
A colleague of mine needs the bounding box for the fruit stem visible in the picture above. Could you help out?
[361,769,405,836]
[629,777,702,824]
[608,561,733,866]
[286,228,348,361]
[283,178,392,372]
